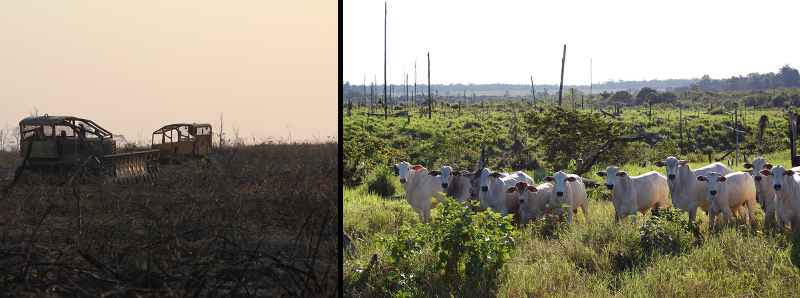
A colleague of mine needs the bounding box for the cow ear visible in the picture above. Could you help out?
[760,169,772,176]
[428,170,440,176]
[717,176,727,182]
[696,175,707,181]
[743,163,753,169]
[597,171,606,177]
[544,176,554,182]
[616,171,627,177]
[527,186,538,192]
[566,176,577,182]
[764,163,773,170]
[506,187,516,193]
[787,170,795,176]
[679,160,689,165]
[654,161,665,167]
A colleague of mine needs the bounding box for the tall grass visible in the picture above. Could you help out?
[345,160,800,297]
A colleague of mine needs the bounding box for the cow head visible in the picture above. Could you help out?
[655,156,688,181]
[696,172,726,199]
[511,181,538,204]
[545,171,577,197]
[438,165,453,189]
[744,157,771,182]
[478,168,492,192]
[764,165,795,191]
[597,166,626,190]
[395,161,424,184]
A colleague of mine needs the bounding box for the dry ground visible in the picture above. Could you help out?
[0,143,338,297]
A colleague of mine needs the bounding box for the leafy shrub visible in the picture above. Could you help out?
[524,107,630,170]
[382,199,517,296]
[528,211,570,240]
[365,165,399,197]
[639,207,693,257]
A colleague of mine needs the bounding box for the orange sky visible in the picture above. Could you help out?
[0,1,336,145]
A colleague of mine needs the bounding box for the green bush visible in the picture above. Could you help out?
[382,199,517,296]
[528,211,570,240]
[365,165,399,198]
[639,207,694,257]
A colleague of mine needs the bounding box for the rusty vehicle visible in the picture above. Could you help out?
[6,115,159,189]
[151,123,212,163]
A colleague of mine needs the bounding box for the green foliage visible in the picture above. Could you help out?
[365,165,399,197]
[527,211,570,240]
[344,117,402,186]
[639,208,694,257]
[524,107,629,170]
[382,199,517,296]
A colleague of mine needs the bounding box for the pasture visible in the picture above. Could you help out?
[344,103,800,297]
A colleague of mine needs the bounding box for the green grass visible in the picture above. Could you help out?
[345,102,800,296]
[345,159,800,297]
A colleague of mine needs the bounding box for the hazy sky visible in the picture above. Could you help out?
[1,1,336,144]
[345,0,800,86]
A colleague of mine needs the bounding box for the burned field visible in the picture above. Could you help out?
[0,142,338,296]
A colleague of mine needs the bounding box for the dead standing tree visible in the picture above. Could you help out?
[558,44,566,107]
[427,52,432,119]
[383,1,388,120]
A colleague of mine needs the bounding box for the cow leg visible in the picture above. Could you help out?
[581,204,590,224]
[688,206,698,226]
[708,212,716,231]
[566,208,574,224]
[764,201,775,230]
[722,206,734,227]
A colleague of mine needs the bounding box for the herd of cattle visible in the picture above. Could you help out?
[393,156,800,232]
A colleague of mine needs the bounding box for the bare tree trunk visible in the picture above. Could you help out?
[427,52,432,119]
[558,44,566,107]
[383,1,388,120]
[530,75,535,106]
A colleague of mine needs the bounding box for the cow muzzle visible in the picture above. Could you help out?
[606,184,613,190]
[556,191,564,197]
[399,178,406,184]
[775,184,782,191]
[481,186,488,192]
[441,183,448,189]
[709,190,717,196]
[668,174,675,180]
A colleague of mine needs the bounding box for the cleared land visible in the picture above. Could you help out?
[0,143,338,296]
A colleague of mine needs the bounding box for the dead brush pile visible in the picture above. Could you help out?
[0,142,338,296]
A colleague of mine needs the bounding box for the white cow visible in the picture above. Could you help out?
[744,157,779,227]
[515,181,554,225]
[597,166,670,221]
[394,161,445,223]
[435,165,472,203]
[543,171,589,224]
[761,165,800,232]
[477,167,534,216]
[655,156,732,223]
[696,171,757,229]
